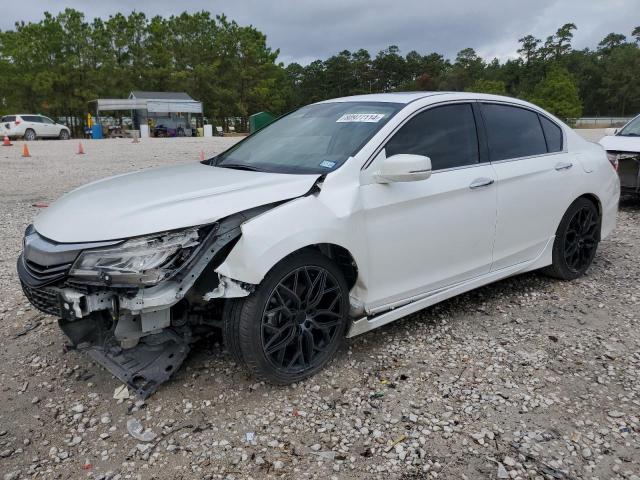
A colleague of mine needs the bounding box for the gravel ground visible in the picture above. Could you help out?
[0,134,638,480]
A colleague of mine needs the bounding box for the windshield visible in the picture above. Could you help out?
[618,115,640,137]
[214,101,403,174]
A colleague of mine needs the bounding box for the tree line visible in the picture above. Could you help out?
[0,10,639,131]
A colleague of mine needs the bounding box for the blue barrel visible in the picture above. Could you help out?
[91,124,103,139]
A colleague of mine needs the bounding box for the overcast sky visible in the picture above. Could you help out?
[2,0,638,65]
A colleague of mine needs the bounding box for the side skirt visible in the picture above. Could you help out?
[347,237,553,337]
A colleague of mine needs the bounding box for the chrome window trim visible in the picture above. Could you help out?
[430,161,492,175]
[489,150,566,165]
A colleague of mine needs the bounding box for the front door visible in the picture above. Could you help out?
[360,103,497,311]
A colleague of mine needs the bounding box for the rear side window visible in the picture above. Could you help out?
[2,116,16,122]
[385,103,479,171]
[481,104,547,161]
[21,115,41,122]
[539,115,563,152]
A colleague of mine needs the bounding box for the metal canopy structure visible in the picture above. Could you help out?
[90,91,204,137]
[94,91,202,114]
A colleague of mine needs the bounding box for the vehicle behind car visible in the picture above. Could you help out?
[600,114,640,196]
[1,114,71,140]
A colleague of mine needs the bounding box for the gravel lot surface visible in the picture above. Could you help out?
[0,134,638,480]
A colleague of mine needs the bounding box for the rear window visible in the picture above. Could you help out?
[1,116,16,122]
[481,103,547,161]
[539,115,563,152]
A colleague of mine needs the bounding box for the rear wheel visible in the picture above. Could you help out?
[224,251,349,384]
[24,129,36,141]
[58,129,70,140]
[542,198,600,280]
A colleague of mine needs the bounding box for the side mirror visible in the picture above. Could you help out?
[373,154,432,183]
[605,128,618,136]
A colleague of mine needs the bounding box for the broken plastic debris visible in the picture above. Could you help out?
[126,418,157,442]
[384,434,407,453]
[113,384,130,400]
[245,432,255,442]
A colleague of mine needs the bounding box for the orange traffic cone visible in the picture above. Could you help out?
[77,141,85,155]
[22,143,31,157]
[2,135,11,146]
[199,150,205,161]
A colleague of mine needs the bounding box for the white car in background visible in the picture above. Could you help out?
[1,114,71,140]
[600,114,640,197]
[17,92,619,397]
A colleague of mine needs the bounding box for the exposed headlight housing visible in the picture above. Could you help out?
[70,228,202,286]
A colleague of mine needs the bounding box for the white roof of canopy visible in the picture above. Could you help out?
[94,94,202,114]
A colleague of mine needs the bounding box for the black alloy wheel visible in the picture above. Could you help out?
[563,204,599,273]
[261,265,344,373]
[224,251,349,384]
[543,197,600,280]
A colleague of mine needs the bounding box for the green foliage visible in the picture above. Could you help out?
[529,67,582,119]
[0,10,287,129]
[466,79,507,95]
[1,13,640,125]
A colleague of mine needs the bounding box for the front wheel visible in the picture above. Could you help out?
[59,129,70,140]
[224,251,349,384]
[542,198,600,280]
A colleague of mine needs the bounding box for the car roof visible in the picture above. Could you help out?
[318,91,537,107]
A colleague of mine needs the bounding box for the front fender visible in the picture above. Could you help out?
[215,194,369,290]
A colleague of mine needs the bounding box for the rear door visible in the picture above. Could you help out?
[481,102,579,270]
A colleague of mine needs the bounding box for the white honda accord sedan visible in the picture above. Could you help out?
[18,92,619,396]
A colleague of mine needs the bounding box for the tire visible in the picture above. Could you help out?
[24,129,36,141]
[224,251,350,384]
[58,129,70,140]
[542,197,600,280]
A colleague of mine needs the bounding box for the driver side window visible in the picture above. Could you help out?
[385,103,480,171]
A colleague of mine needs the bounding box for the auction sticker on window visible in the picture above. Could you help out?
[336,113,386,123]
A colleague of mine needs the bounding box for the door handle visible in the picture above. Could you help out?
[469,178,494,189]
[555,161,573,171]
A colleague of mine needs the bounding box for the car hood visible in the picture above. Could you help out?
[34,163,320,243]
[599,135,640,152]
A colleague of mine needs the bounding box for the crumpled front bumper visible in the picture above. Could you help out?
[16,210,260,397]
[59,313,191,398]
[18,257,194,398]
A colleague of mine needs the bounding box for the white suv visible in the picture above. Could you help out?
[1,114,71,140]
[17,92,619,397]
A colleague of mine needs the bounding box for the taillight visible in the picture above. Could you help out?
[15,118,21,125]
[606,152,618,171]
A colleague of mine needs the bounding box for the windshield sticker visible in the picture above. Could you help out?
[336,113,385,123]
[319,160,336,169]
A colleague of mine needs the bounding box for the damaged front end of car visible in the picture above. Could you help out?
[17,206,272,398]
[611,151,640,196]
